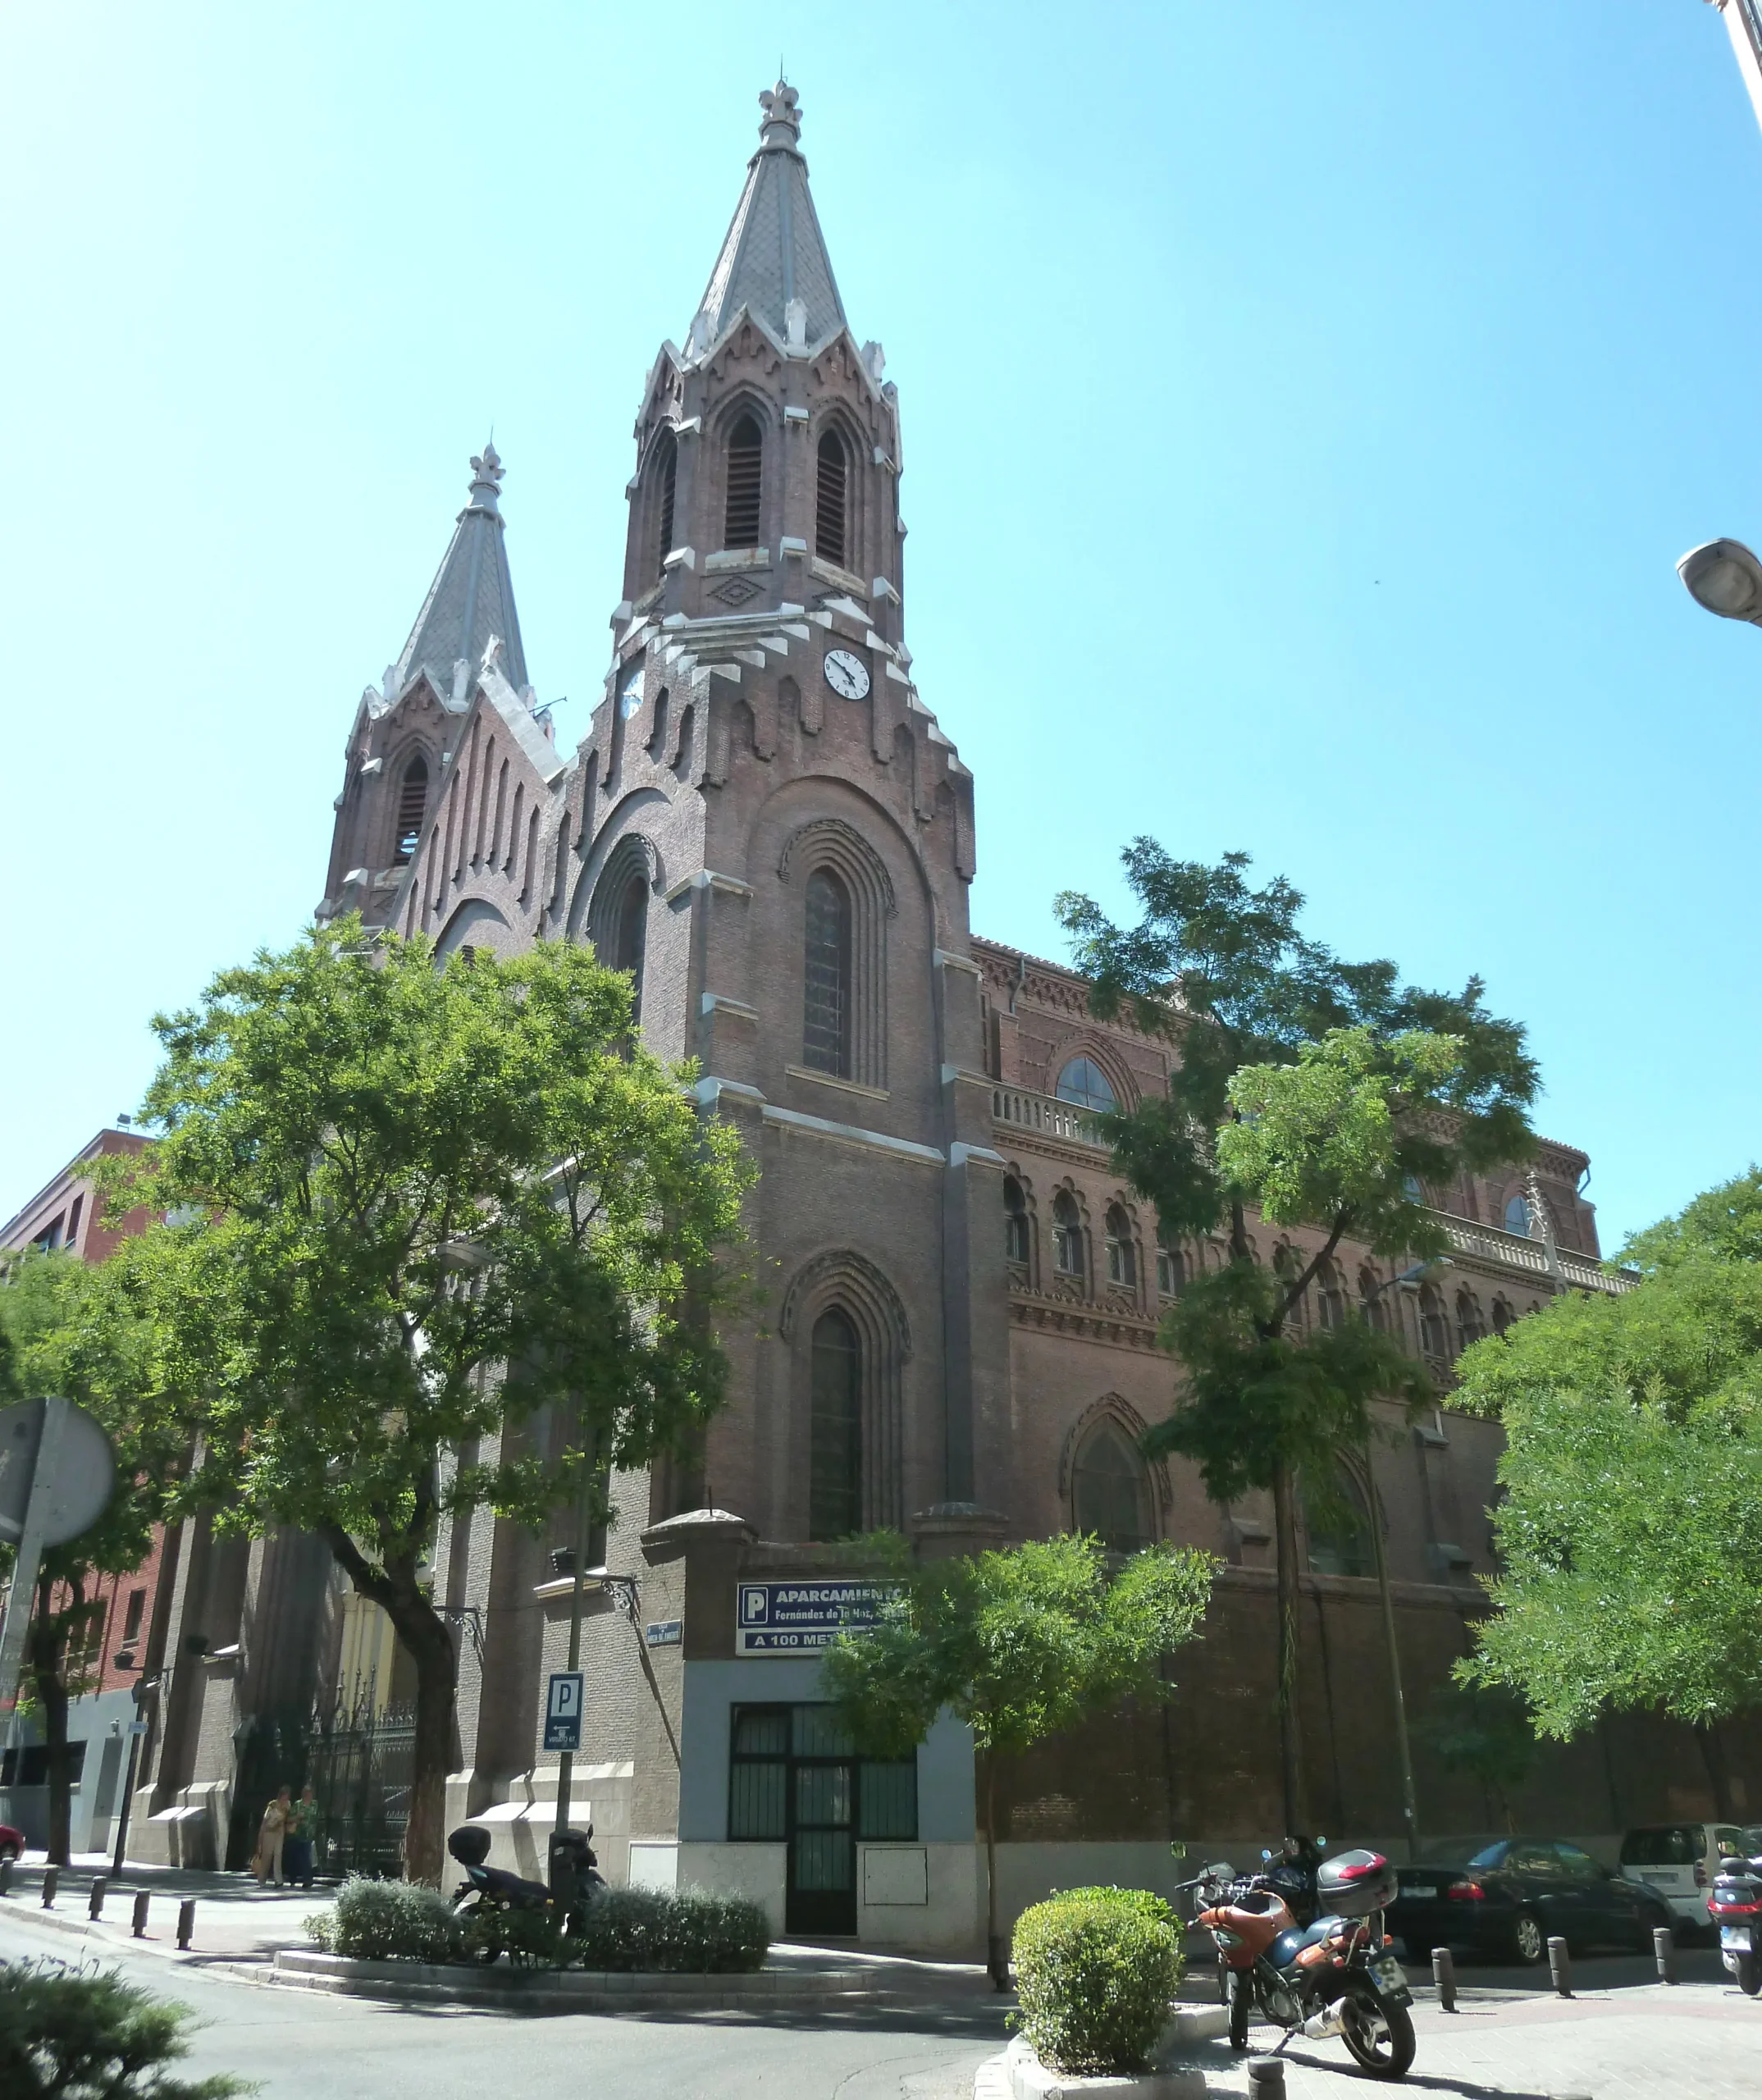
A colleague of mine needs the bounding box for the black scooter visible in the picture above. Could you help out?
[446,1823,605,1958]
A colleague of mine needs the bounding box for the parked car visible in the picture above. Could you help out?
[1388,1839,1674,1965]
[1618,1823,1751,1940]
[0,1822,23,1865]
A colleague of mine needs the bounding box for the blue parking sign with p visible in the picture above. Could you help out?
[544,1670,584,1751]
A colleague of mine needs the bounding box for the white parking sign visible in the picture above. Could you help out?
[544,1670,584,1751]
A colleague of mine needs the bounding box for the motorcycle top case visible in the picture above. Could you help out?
[1316,1849,1398,1917]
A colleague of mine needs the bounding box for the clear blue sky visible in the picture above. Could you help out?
[3,2,1758,1250]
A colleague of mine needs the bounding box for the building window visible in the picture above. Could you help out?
[809,1308,861,1541]
[724,412,764,548]
[1504,1192,1532,1237]
[802,869,852,1077]
[1156,1231,1185,1299]
[1456,1288,1487,1349]
[653,427,678,579]
[1072,1422,1152,1554]
[1055,1057,1116,1115]
[392,756,428,866]
[1052,1191,1084,1278]
[1004,1176,1030,1272]
[1104,1204,1136,1289]
[1358,1267,1388,1331]
[122,1588,146,1642]
[1418,1282,1451,1361]
[1316,1258,1346,1331]
[815,429,848,568]
[728,1704,917,1845]
[1303,1467,1373,1578]
[610,868,648,1020]
[1490,1298,1513,1336]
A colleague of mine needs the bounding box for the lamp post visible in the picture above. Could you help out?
[1678,538,1762,624]
[110,1673,161,1879]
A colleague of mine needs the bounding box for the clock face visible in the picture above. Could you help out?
[824,648,870,701]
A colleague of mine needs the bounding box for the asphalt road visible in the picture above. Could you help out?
[0,1907,1006,2100]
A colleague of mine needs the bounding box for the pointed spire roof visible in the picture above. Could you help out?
[687,81,847,358]
[392,442,529,705]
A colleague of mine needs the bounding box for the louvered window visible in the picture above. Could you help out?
[655,429,677,580]
[815,430,847,568]
[724,413,763,548]
[610,870,647,1020]
[392,756,428,865]
[802,869,851,1076]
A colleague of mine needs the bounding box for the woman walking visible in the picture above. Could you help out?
[283,1783,319,1890]
[253,1786,290,1887]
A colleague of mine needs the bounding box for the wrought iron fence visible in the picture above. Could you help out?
[307,1698,416,1879]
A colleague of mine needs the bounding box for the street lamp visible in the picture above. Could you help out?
[1678,538,1762,623]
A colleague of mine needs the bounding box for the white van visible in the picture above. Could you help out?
[1618,1823,1753,1936]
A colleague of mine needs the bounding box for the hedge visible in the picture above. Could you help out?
[306,1875,769,1974]
[1011,1887,1184,2075]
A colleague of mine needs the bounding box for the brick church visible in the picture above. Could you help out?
[133,81,1756,1944]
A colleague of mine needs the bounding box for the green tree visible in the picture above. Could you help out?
[1058,844,1538,1827]
[0,1252,180,1865]
[0,1957,246,2100]
[1454,1171,1762,1805]
[821,1533,1214,1984]
[103,920,751,1884]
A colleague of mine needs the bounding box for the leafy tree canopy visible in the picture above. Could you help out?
[822,1533,1215,1764]
[97,918,752,1880]
[1455,1170,1762,1735]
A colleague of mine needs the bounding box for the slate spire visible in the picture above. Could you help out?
[687,81,847,358]
[391,441,529,705]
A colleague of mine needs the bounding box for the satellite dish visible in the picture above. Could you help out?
[0,1399,116,1547]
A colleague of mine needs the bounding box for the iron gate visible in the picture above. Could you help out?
[306,1699,416,1879]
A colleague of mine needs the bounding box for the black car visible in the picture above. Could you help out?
[1388,1839,1675,1965]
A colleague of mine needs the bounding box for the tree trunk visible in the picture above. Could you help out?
[984,1751,1006,1990]
[26,1568,75,1869]
[1271,1463,1304,1837]
[322,1530,458,1887]
[1694,1719,1734,1823]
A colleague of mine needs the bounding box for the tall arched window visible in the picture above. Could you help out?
[1316,1258,1346,1331]
[1156,1230,1185,1300]
[1455,1288,1487,1349]
[808,1307,861,1541]
[1358,1267,1388,1331]
[610,868,647,1019]
[1004,1177,1030,1271]
[724,413,763,548]
[1504,1192,1532,1237]
[1490,1298,1514,1336]
[392,756,429,865]
[802,869,852,1076]
[1418,1282,1450,1361]
[1052,1191,1084,1279]
[1104,1204,1136,1289]
[1303,1467,1373,1578]
[1072,1422,1152,1555]
[815,428,847,568]
[652,427,678,580]
[1055,1057,1116,1115]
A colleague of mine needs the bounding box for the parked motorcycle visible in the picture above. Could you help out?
[1710,1846,1762,1996]
[445,1823,604,1958]
[1185,1846,1415,2079]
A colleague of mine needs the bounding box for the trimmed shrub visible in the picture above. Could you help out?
[0,1956,248,2100]
[1011,1888,1183,2075]
[1052,1884,1179,1930]
[308,1875,461,1964]
[565,1888,769,1974]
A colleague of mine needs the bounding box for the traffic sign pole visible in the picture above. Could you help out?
[554,1445,595,1837]
[0,1399,70,1728]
